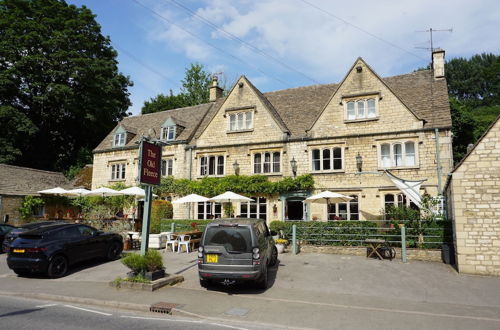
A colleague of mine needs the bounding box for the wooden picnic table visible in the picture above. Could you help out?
[364,239,387,260]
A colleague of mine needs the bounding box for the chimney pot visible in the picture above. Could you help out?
[209,75,223,102]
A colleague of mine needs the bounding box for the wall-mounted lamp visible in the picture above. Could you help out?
[356,153,363,173]
[290,157,297,177]
[232,160,240,176]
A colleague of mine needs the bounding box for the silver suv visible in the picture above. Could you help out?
[197,218,278,289]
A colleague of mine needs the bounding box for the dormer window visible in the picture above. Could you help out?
[113,132,125,147]
[228,111,253,131]
[161,126,176,141]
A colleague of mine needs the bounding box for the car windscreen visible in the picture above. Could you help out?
[204,226,252,253]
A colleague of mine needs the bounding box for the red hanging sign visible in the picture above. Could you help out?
[140,141,161,185]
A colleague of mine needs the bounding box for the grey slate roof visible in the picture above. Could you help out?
[95,69,451,151]
[94,103,213,152]
[0,164,73,196]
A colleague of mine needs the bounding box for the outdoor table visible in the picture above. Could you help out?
[365,239,386,260]
[173,231,202,251]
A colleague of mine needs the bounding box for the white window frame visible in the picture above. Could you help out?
[113,132,125,147]
[344,97,378,121]
[161,126,176,141]
[310,147,344,172]
[384,193,419,213]
[110,163,126,180]
[252,151,281,174]
[378,141,418,168]
[240,197,267,220]
[327,195,359,220]
[197,202,222,219]
[161,158,174,177]
[228,111,254,132]
[199,155,225,177]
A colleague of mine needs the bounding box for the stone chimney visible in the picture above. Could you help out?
[432,48,445,79]
[209,75,223,102]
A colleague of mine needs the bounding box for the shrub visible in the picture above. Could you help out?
[121,250,164,274]
[151,200,173,233]
[160,219,213,232]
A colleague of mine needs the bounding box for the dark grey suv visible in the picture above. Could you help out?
[197,218,278,289]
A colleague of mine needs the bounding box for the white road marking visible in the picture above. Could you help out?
[120,315,249,329]
[63,304,112,316]
[35,303,58,308]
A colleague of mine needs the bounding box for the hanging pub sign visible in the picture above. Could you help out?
[140,141,161,185]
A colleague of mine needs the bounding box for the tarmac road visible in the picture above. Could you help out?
[1,251,500,329]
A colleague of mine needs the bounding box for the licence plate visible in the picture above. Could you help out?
[206,254,218,263]
[13,249,25,253]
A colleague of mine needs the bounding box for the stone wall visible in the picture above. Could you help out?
[448,117,500,276]
[299,245,442,262]
[0,195,22,223]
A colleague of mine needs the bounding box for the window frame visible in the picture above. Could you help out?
[378,140,418,169]
[227,110,254,132]
[344,97,379,122]
[113,132,126,147]
[310,146,344,173]
[252,151,282,175]
[327,194,359,220]
[110,163,126,180]
[161,158,174,177]
[161,126,176,141]
[240,197,267,220]
[199,155,225,177]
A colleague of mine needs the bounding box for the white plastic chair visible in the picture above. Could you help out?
[177,234,191,253]
[165,233,178,252]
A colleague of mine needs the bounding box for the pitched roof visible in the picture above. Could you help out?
[94,103,213,152]
[95,68,451,150]
[0,164,73,196]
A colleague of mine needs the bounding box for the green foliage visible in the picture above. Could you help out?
[445,53,500,163]
[154,174,314,197]
[160,219,212,232]
[19,195,44,221]
[0,0,132,171]
[181,63,211,106]
[140,63,211,114]
[141,90,188,114]
[121,250,164,274]
[151,200,173,234]
[269,220,378,246]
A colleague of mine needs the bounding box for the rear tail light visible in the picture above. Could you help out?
[198,246,203,259]
[252,247,260,260]
[26,247,48,253]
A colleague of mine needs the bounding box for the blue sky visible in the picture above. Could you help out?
[68,0,500,115]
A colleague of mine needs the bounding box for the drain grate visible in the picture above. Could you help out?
[150,302,178,314]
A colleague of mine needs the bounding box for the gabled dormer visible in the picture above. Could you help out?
[160,117,185,142]
[112,125,136,148]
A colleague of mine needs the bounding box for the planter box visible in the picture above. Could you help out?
[145,269,165,281]
[109,274,184,291]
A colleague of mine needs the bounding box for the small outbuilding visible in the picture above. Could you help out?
[445,115,500,276]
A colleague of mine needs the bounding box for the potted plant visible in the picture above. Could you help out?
[121,250,165,281]
[275,238,288,253]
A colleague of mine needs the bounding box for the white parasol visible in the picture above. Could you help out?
[86,187,123,197]
[37,187,69,195]
[305,191,353,220]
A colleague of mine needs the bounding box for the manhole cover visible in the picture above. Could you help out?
[224,308,249,316]
[150,302,178,314]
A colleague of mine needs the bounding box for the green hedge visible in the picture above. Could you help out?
[270,220,379,246]
[387,220,453,248]
[160,219,213,232]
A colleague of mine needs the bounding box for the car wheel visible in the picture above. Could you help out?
[47,255,68,278]
[13,269,29,276]
[106,241,122,261]
[256,266,268,290]
[199,278,211,288]
[269,246,278,266]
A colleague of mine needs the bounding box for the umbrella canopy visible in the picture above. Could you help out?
[172,193,209,204]
[86,187,123,197]
[119,186,158,198]
[38,187,69,195]
[305,191,353,204]
[61,188,90,197]
[208,191,253,203]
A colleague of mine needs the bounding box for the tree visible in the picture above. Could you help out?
[141,90,187,114]
[0,0,132,171]
[141,63,211,114]
[445,53,500,162]
[181,63,211,106]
